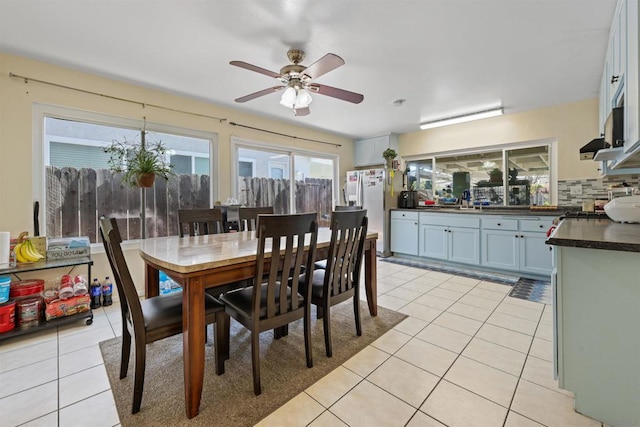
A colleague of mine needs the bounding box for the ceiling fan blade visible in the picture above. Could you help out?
[309,83,364,104]
[294,107,310,117]
[302,53,345,80]
[235,86,284,103]
[230,61,281,79]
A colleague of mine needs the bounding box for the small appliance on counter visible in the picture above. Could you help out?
[398,191,418,208]
[604,195,640,223]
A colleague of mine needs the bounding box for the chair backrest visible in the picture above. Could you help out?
[178,208,224,237]
[238,206,274,231]
[334,205,363,211]
[324,209,368,298]
[253,212,318,320]
[99,218,145,330]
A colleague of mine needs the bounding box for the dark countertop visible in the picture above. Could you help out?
[392,207,564,217]
[546,218,640,252]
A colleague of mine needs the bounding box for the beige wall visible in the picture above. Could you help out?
[399,98,601,181]
[0,53,352,287]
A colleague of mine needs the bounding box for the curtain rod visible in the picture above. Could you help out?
[228,122,342,148]
[9,72,227,123]
[9,71,342,148]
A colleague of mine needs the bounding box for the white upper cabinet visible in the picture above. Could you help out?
[354,134,399,167]
[625,0,639,153]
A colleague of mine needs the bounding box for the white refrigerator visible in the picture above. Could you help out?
[344,168,402,256]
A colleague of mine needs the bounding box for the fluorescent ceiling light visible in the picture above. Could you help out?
[420,107,503,130]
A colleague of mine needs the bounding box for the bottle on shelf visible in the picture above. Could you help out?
[90,278,102,309]
[102,276,113,306]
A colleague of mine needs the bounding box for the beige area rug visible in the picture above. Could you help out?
[99,302,407,427]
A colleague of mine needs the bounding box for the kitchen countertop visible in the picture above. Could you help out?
[392,207,564,217]
[546,218,640,252]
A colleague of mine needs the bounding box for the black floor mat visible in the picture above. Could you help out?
[509,277,552,305]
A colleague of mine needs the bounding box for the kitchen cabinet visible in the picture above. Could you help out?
[354,134,399,167]
[481,217,553,275]
[0,257,94,342]
[419,213,480,265]
[481,218,519,270]
[625,0,639,153]
[390,211,419,255]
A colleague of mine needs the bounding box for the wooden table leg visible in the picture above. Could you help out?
[364,238,378,316]
[145,263,159,298]
[183,277,206,419]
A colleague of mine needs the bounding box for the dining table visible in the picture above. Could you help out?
[138,228,379,419]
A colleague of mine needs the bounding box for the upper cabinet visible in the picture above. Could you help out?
[354,134,399,167]
[597,0,640,174]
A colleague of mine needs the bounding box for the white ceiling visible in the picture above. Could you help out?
[0,0,616,140]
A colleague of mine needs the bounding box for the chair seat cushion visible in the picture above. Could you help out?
[314,259,327,270]
[220,283,304,319]
[141,292,225,331]
[299,269,326,300]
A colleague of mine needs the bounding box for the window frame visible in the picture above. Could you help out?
[230,136,340,211]
[402,138,557,206]
[33,103,219,249]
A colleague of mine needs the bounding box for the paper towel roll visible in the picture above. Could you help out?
[0,232,10,266]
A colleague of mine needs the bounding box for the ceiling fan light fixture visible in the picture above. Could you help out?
[420,107,503,130]
[295,88,312,108]
[280,86,297,108]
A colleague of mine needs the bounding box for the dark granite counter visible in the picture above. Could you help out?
[392,207,564,217]
[546,218,640,252]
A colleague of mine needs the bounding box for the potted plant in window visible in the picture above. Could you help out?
[104,137,174,188]
[382,148,397,168]
[488,167,503,184]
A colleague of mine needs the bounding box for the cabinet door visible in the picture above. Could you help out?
[391,219,419,255]
[448,227,480,265]
[519,232,553,276]
[419,224,447,260]
[625,0,639,152]
[481,229,518,271]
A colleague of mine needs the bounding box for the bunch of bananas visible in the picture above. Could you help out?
[14,234,45,263]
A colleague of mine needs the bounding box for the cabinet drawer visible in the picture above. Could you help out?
[391,210,419,221]
[420,213,480,228]
[481,218,518,231]
[519,219,553,233]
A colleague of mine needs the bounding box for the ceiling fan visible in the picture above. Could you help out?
[230,49,364,116]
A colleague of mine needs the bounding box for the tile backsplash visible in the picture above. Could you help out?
[557,174,639,206]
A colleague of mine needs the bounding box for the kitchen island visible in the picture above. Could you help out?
[547,218,640,427]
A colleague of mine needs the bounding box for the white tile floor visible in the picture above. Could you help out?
[0,262,608,427]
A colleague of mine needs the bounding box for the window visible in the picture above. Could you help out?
[406,141,553,207]
[233,139,337,226]
[39,107,217,243]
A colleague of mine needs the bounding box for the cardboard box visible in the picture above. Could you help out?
[47,237,91,260]
[45,294,90,321]
[46,247,90,260]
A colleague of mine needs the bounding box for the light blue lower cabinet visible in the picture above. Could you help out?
[481,229,519,270]
[390,218,419,255]
[519,232,553,275]
[419,224,479,265]
[448,227,480,265]
[419,225,448,260]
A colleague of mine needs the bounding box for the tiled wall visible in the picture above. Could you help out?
[557,174,639,206]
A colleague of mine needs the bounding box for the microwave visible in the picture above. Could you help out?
[604,106,624,148]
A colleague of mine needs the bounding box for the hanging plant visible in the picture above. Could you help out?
[104,136,174,188]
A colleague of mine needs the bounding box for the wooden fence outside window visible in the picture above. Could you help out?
[46,166,333,242]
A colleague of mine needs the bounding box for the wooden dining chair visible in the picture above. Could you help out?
[300,209,368,357]
[99,218,230,414]
[315,206,364,270]
[178,208,224,237]
[238,206,274,231]
[219,212,318,395]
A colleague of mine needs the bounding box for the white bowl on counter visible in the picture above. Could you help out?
[604,195,640,223]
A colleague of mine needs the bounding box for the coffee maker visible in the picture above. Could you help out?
[398,191,418,208]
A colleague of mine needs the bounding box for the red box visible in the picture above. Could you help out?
[45,295,90,321]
